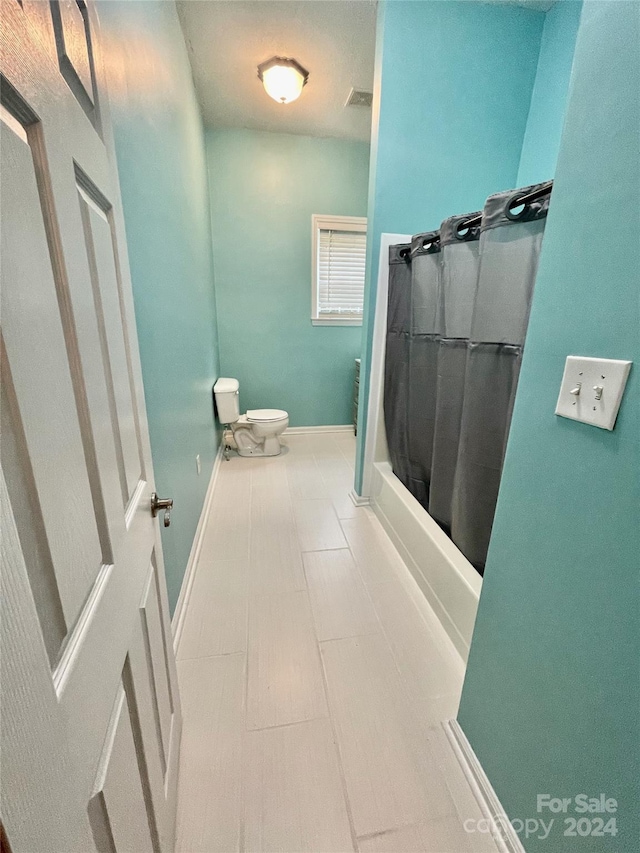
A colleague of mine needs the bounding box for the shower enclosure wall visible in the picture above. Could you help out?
[360,183,551,657]
[353,0,580,660]
[385,184,550,575]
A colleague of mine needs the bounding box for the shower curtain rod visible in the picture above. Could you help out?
[397,181,554,257]
[458,180,553,233]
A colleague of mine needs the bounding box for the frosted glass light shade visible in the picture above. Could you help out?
[257,57,309,105]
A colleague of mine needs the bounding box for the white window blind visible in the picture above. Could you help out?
[317,227,367,317]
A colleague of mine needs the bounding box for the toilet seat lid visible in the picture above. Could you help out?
[246,408,288,423]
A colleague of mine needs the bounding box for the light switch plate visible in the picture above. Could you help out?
[555,356,632,430]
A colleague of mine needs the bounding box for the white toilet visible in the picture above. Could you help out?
[214,377,289,457]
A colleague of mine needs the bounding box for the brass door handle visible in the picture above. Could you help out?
[151,492,173,527]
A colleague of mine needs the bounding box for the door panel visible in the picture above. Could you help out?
[0,471,95,853]
[127,574,180,853]
[89,683,156,853]
[49,0,99,126]
[0,340,67,666]
[1,2,182,850]
[77,183,144,504]
[52,0,95,103]
[139,561,175,775]
[1,119,106,631]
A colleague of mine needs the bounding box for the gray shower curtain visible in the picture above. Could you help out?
[385,181,550,574]
[451,185,550,572]
[384,244,411,488]
[407,232,441,505]
[428,213,481,535]
[384,234,441,507]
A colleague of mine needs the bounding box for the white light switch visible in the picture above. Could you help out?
[555,356,632,430]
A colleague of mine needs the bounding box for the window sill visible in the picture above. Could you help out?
[312,317,363,327]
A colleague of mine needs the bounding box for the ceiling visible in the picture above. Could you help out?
[176,1,377,142]
[177,1,555,142]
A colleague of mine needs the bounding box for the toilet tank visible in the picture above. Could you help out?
[213,377,240,423]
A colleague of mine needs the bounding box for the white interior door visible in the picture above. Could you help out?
[1,2,182,850]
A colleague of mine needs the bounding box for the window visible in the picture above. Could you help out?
[311,214,367,325]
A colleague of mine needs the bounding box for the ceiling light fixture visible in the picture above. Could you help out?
[257,56,309,105]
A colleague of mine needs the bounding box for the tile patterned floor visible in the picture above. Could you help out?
[175,431,498,853]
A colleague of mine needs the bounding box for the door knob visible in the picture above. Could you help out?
[151,492,173,527]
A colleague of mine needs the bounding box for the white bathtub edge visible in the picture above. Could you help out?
[370,462,481,661]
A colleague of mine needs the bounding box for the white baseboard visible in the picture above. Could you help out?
[349,488,371,507]
[370,462,481,661]
[284,424,354,435]
[171,442,224,654]
[444,720,526,853]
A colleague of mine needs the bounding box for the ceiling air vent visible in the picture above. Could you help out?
[345,88,373,108]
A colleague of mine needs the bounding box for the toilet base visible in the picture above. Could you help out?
[236,441,281,458]
[230,426,283,457]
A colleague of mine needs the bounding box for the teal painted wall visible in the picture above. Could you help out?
[355,0,546,490]
[206,128,369,427]
[458,3,640,851]
[517,0,582,186]
[99,1,220,613]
